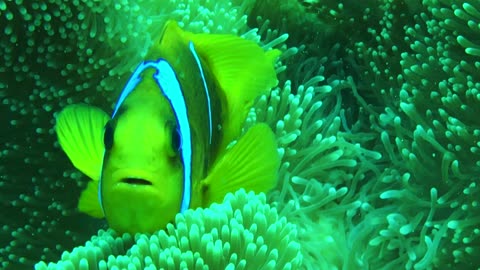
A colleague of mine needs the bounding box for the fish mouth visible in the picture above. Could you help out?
[120,177,152,186]
[112,169,156,187]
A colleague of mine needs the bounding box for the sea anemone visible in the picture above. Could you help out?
[345,0,480,268]
[35,189,302,270]
[248,0,480,268]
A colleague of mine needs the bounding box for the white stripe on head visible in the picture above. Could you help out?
[151,59,192,213]
[111,62,147,118]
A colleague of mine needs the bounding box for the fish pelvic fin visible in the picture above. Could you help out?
[201,123,280,205]
[161,20,281,149]
[78,180,104,218]
[55,104,108,181]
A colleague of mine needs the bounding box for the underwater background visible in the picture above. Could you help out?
[1,0,479,269]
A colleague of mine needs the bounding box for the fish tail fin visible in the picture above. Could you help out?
[201,123,280,205]
[218,46,281,149]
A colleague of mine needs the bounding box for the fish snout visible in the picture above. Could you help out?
[102,168,182,234]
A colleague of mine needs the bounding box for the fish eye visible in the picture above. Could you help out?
[104,121,114,150]
[166,121,180,156]
[171,125,181,152]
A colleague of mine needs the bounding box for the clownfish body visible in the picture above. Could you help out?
[55,21,280,234]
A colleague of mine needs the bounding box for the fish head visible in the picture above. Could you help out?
[100,68,184,234]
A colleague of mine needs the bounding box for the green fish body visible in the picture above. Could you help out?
[55,20,280,234]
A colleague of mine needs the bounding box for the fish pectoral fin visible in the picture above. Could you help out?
[78,180,104,218]
[55,104,109,181]
[202,123,280,205]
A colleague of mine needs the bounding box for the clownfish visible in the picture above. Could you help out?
[55,20,280,234]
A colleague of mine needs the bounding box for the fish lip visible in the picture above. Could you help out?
[120,177,152,186]
[111,169,156,187]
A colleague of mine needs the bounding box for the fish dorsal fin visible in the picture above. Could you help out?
[201,123,280,205]
[55,104,109,181]
[162,20,281,149]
